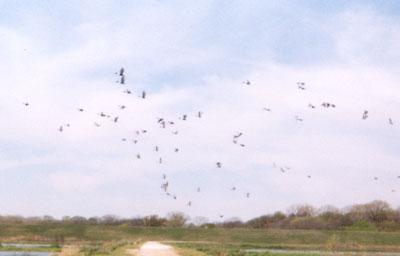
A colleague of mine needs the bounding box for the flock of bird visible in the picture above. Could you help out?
[20,67,399,219]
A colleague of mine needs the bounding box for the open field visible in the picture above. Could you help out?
[169,241,400,256]
[1,225,400,252]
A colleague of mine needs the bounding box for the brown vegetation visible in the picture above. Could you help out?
[0,200,399,231]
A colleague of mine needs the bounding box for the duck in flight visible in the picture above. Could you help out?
[116,67,124,76]
[120,75,125,84]
[321,102,336,108]
[295,115,303,121]
[297,82,306,90]
[362,110,368,120]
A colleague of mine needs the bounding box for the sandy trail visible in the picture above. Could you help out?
[128,242,179,256]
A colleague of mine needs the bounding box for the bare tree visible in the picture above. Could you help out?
[346,200,391,223]
[193,216,209,226]
[143,215,167,227]
[222,217,244,228]
[364,200,391,222]
[166,212,189,227]
[101,214,120,225]
[287,204,317,217]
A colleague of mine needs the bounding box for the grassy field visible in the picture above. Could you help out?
[0,241,141,256]
[1,225,400,255]
[1,225,400,245]
[1,225,400,246]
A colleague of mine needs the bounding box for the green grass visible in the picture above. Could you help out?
[1,224,400,248]
[0,246,62,252]
[170,242,400,256]
[78,240,140,256]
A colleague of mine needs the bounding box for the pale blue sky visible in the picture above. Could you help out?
[0,1,400,221]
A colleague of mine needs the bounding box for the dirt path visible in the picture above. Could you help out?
[128,242,179,256]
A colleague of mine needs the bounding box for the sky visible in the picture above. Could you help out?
[1,0,400,222]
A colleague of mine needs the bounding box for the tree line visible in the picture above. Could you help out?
[1,200,399,231]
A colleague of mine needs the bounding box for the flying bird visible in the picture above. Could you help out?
[114,117,119,122]
[77,108,84,112]
[308,104,316,109]
[157,118,166,128]
[321,102,336,108]
[22,102,29,106]
[136,154,141,159]
[116,67,124,76]
[161,182,168,192]
[233,132,243,139]
[295,115,303,121]
[263,107,271,112]
[362,110,368,120]
[160,121,166,128]
[297,82,306,90]
[242,80,251,85]
[389,118,394,125]
[123,89,131,94]
[216,162,222,168]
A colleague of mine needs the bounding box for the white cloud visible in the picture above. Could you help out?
[0,2,400,220]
